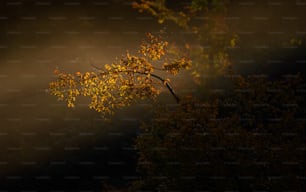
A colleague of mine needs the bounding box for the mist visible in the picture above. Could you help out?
[0,0,305,190]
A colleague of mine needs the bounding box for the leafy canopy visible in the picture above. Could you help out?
[49,33,191,119]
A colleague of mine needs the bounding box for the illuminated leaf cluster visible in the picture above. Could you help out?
[140,33,168,60]
[49,33,191,119]
[163,56,192,75]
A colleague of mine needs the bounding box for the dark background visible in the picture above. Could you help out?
[0,0,305,191]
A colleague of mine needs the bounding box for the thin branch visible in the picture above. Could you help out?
[149,73,180,103]
[90,64,180,103]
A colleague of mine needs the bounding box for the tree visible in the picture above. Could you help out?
[129,1,305,191]
[131,74,306,191]
[49,33,191,119]
[132,0,237,84]
[47,1,305,191]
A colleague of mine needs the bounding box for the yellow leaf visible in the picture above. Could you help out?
[75,71,81,76]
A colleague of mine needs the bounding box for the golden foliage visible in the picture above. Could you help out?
[132,0,237,84]
[139,33,168,60]
[48,33,191,119]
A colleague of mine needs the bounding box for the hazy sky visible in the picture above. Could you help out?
[0,0,305,190]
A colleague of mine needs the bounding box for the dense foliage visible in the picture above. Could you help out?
[132,75,306,191]
[49,33,191,119]
[130,0,305,191]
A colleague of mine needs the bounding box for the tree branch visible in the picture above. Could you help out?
[91,64,180,103]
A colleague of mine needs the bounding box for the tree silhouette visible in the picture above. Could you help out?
[131,75,306,191]
[129,0,305,191]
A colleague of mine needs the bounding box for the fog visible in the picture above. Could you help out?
[0,0,305,190]
[0,1,160,189]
